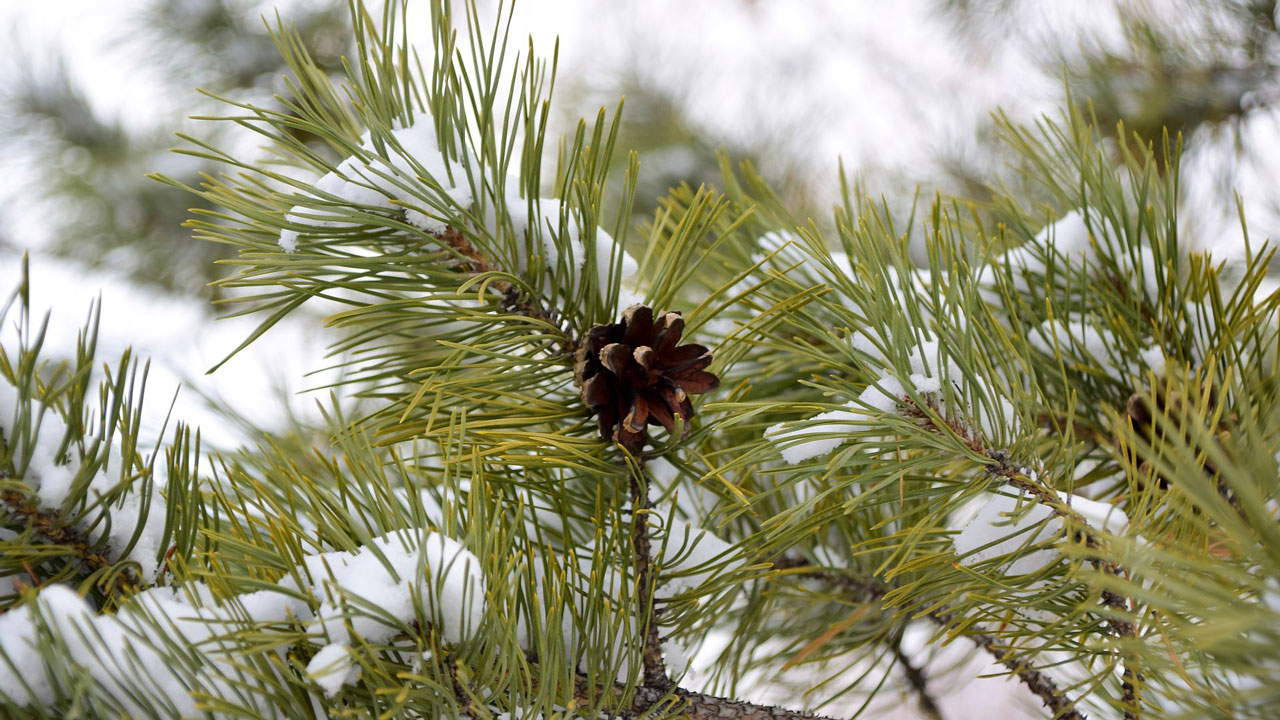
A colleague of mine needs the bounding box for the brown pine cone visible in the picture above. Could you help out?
[575,305,719,454]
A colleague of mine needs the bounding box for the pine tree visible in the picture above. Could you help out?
[2,3,1279,719]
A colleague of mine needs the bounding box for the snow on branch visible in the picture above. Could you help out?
[0,528,484,712]
[764,330,1018,465]
[278,120,471,253]
[1,306,182,594]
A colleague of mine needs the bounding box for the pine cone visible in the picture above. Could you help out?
[575,305,719,454]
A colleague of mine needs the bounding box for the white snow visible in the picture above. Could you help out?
[1035,209,1094,258]
[278,117,473,253]
[0,588,57,708]
[368,124,473,234]
[388,486,447,527]
[307,643,360,697]
[292,530,485,646]
[0,527,489,713]
[26,409,75,507]
[985,209,1096,290]
[192,120,634,308]
[100,487,170,581]
[765,405,863,465]
[848,331,886,363]
[1031,314,1155,381]
[1058,491,1129,536]
[657,522,739,597]
[567,558,641,683]
[647,456,717,522]
[979,208,1167,308]
[491,186,640,302]
[0,584,220,717]
[421,533,486,644]
[756,230,810,269]
[909,372,942,394]
[0,374,17,432]
[857,374,906,415]
[769,327,1023,463]
[14,391,172,583]
[1139,345,1167,375]
[663,638,694,681]
[953,492,1064,576]
[513,554,579,656]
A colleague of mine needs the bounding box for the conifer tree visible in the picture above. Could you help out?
[2,3,1279,719]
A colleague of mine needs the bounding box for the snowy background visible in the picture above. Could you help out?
[2,1,1278,717]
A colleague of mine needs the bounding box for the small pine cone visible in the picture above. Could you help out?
[575,305,719,454]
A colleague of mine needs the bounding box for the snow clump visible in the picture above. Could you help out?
[278,118,472,253]
[0,528,486,708]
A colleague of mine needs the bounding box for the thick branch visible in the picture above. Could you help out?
[564,668,836,720]
[630,685,835,719]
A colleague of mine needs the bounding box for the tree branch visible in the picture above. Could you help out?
[631,462,668,690]
[437,227,828,719]
[438,225,576,355]
[629,685,836,719]
[901,399,1143,719]
[564,667,837,719]
[772,556,1087,720]
[892,635,945,720]
[0,488,137,596]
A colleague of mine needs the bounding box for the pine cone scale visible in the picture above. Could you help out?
[600,343,636,378]
[621,305,655,346]
[675,370,719,394]
[654,314,685,354]
[659,343,711,370]
[583,374,613,407]
[625,391,651,432]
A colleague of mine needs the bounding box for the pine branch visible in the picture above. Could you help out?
[925,607,1086,720]
[892,636,944,720]
[900,398,1144,719]
[566,667,837,720]
[439,225,577,355]
[629,686,836,720]
[631,462,668,689]
[445,649,480,717]
[772,556,1087,720]
[0,487,138,596]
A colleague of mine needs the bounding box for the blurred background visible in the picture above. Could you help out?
[1,1,1278,715]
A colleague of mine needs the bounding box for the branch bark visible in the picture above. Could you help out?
[629,685,836,719]
[564,667,837,719]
